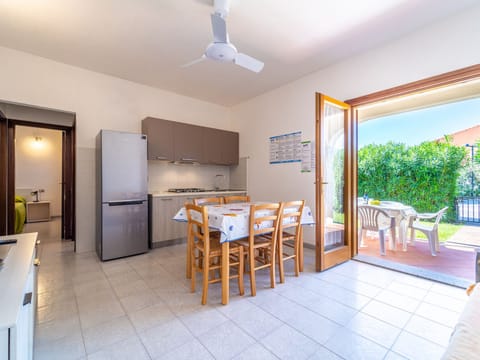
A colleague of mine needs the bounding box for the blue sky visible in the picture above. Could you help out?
[358,97,480,148]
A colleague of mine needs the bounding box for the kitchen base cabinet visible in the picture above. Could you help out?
[0,233,37,360]
[151,196,187,246]
[151,192,246,246]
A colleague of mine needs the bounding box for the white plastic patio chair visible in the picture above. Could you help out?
[409,206,448,256]
[358,205,396,256]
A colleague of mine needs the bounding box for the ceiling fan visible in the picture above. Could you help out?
[183,0,264,73]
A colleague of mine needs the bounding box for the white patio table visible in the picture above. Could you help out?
[358,199,415,251]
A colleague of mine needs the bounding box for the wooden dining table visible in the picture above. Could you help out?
[173,202,315,304]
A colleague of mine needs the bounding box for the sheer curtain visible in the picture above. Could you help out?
[322,101,345,248]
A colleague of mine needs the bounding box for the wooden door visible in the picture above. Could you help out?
[315,93,356,271]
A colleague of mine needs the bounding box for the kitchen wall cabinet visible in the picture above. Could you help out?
[142,117,239,165]
[142,117,175,161]
[203,128,239,165]
[173,123,205,163]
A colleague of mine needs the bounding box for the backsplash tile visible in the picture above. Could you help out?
[147,162,231,192]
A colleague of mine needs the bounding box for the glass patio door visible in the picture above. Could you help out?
[315,93,355,271]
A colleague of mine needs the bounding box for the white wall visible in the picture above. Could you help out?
[0,46,231,252]
[230,5,480,245]
[15,126,62,216]
[1,4,479,251]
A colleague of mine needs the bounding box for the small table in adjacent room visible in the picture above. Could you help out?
[26,201,51,223]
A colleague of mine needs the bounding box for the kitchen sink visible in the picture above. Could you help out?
[209,189,245,192]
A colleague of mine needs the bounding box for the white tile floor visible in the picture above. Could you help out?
[30,219,468,360]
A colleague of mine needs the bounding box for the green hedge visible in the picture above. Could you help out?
[357,141,466,222]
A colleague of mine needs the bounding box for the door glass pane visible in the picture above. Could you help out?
[323,101,345,251]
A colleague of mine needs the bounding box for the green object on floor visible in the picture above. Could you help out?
[14,196,26,234]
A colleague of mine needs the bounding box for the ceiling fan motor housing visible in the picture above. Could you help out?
[205,42,237,62]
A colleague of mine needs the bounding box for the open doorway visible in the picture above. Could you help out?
[15,126,64,243]
[347,65,480,287]
[0,102,75,249]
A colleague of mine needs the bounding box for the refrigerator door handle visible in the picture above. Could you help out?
[107,200,145,206]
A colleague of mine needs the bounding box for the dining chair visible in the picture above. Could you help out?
[409,206,448,256]
[358,205,396,255]
[193,197,224,206]
[186,203,244,304]
[277,200,305,283]
[192,197,224,243]
[224,195,251,204]
[237,202,281,296]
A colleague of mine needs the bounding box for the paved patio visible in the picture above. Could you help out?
[356,225,480,285]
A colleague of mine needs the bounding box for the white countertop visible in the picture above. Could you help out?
[0,232,37,330]
[150,190,247,198]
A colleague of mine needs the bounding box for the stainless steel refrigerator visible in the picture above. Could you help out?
[96,130,149,261]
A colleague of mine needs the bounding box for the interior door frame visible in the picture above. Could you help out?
[0,111,7,235]
[315,93,356,271]
[62,124,76,243]
[5,119,76,243]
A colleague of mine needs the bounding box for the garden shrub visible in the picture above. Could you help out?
[357,141,466,222]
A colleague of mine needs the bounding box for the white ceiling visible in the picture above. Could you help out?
[0,0,477,106]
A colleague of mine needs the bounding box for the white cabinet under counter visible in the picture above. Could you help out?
[149,191,247,247]
[0,232,38,360]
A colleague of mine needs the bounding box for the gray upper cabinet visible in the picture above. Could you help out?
[203,128,223,164]
[204,127,239,165]
[173,122,205,163]
[222,130,239,165]
[142,117,174,161]
[142,117,238,165]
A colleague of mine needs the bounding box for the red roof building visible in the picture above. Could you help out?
[437,124,480,146]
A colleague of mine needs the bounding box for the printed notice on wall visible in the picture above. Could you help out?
[269,131,302,164]
[301,141,315,172]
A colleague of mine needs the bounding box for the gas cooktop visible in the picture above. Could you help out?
[167,188,207,193]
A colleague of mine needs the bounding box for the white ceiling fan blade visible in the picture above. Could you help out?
[214,0,230,17]
[181,55,206,68]
[234,53,264,73]
[211,13,228,43]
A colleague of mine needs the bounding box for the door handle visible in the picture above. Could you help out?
[108,200,145,206]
